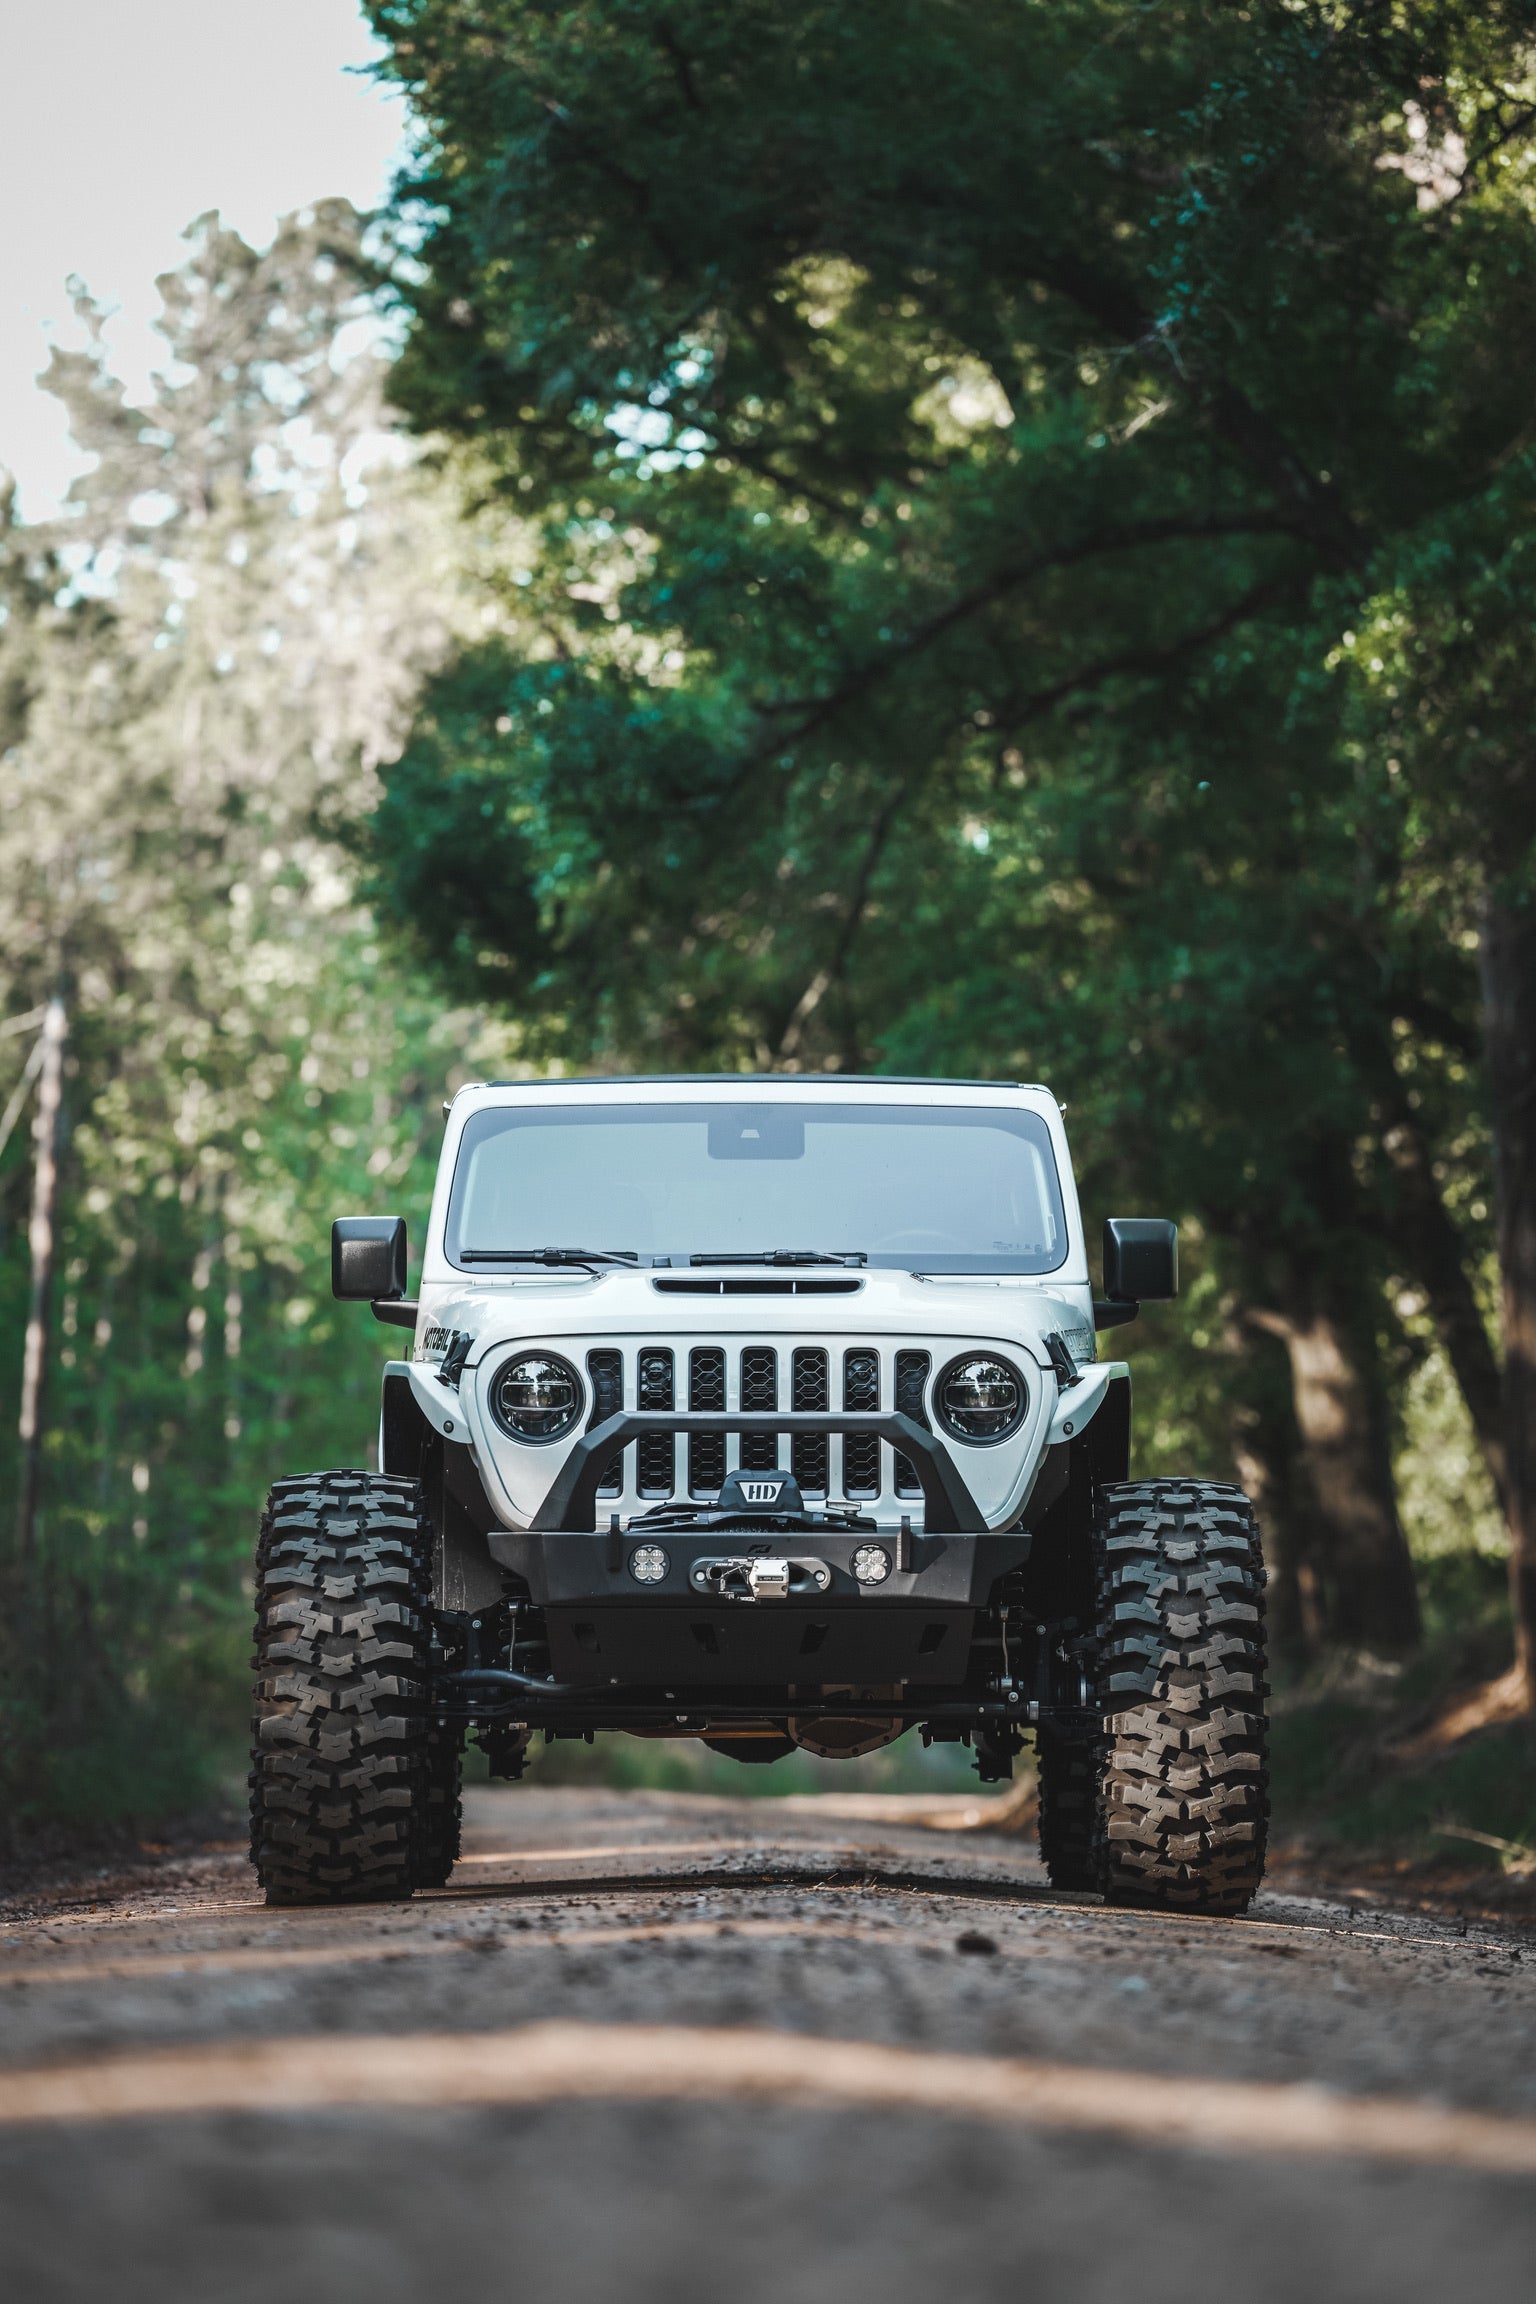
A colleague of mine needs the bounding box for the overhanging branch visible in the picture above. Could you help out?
[753,513,1297,757]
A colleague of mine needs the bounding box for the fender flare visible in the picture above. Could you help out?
[1046,1361,1131,1479]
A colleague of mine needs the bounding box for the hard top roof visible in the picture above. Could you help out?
[469,1074,1046,1090]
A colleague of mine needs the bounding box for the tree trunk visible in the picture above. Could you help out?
[1478,891,1536,1709]
[1228,1328,1325,1662]
[1250,1278,1421,1653]
[14,996,66,1568]
[1382,1113,1509,1520]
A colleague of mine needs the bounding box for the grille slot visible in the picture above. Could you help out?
[739,1345,778,1471]
[688,1346,726,1496]
[586,1349,624,1495]
[791,1346,829,1493]
[894,1349,931,1497]
[842,1349,880,1494]
[637,1346,676,1494]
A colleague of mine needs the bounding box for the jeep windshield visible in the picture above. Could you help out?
[445,1101,1069,1275]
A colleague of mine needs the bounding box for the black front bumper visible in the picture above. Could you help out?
[485,1522,1032,1687]
[486,1409,1027,1692]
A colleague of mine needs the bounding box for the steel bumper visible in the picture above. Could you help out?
[481,1410,1030,1693]
[484,1518,1029,1611]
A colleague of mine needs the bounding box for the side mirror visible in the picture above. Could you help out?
[1102,1217,1178,1304]
[332,1216,408,1303]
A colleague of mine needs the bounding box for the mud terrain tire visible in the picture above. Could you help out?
[1093,1480,1268,1916]
[1035,1725,1100,1890]
[249,1470,433,1905]
[413,1724,465,1888]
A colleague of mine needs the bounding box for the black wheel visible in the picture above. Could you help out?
[1093,1479,1269,1916]
[1035,1724,1100,1890]
[249,1470,433,1905]
[413,1723,465,1888]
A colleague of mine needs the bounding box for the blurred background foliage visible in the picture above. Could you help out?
[0,204,525,1822]
[4,2,1536,1856]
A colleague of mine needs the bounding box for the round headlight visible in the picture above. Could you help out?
[935,1355,1027,1444]
[489,1351,583,1442]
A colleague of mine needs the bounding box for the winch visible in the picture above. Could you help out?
[621,1468,859,1604]
[688,1554,832,1602]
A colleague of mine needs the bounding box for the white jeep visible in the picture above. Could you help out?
[249,1076,1269,1912]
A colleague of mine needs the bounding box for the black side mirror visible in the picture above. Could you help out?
[1103,1217,1178,1303]
[332,1216,408,1302]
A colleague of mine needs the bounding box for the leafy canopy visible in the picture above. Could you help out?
[363,0,1536,1070]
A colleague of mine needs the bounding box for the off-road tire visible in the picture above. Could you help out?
[249,1470,433,1905]
[1093,1479,1268,1916]
[1035,1725,1101,1890]
[413,1724,465,1888]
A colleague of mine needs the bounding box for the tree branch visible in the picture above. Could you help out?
[1025,254,1369,573]
[775,768,920,1066]
[654,25,704,113]
[752,513,1297,756]
[994,570,1300,738]
[769,569,1296,1062]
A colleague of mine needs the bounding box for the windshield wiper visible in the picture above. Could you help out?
[459,1247,639,1267]
[689,1250,867,1268]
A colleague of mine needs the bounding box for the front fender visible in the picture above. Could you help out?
[398,1355,474,1446]
[1046,1360,1130,1451]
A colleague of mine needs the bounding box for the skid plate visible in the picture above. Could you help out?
[543,1602,975,1688]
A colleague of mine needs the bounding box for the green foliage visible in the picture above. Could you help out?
[0,961,462,1823]
[1395,1348,1506,1562]
[0,208,490,1827]
[359,0,1531,1112]
[1269,1552,1535,1861]
[1270,1712,1536,1867]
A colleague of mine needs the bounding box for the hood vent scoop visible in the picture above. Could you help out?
[652,1276,863,1296]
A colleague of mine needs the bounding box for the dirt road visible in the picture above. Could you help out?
[3,1785,1534,2303]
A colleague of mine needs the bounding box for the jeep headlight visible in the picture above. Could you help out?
[489,1351,583,1442]
[934,1354,1027,1444]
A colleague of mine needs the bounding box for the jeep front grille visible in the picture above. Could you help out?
[563,1337,960,1523]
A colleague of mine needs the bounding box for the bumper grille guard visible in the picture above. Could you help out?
[533,1409,989,1535]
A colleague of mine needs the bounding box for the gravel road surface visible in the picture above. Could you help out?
[3,1784,1534,2303]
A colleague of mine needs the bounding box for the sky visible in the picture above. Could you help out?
[0,0,410,521]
